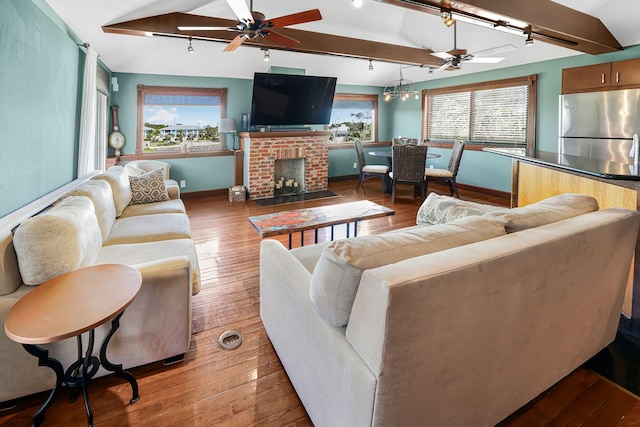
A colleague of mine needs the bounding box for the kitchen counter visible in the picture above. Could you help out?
[484,146,640,322]
[483,147,640,181]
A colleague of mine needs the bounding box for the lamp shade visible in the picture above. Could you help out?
[220,118,237,133]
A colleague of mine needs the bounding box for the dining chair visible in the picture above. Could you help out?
[424,140,466,198]
[354,139,389,192]
[392,137,418,146]
[389,144,429,203]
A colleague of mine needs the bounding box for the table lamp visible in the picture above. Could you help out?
[220,118,238,150]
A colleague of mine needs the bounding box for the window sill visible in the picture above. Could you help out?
[118,150,237,161]
[425,141,526,152]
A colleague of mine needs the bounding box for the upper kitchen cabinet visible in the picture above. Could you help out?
[562,58,640,94]
[611,58,640,88]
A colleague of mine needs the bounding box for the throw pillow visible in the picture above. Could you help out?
[13,196,103,285]
[483,193,599,233]
[129,168,170,205]
[309,216,507,327]
[416,192,507,225]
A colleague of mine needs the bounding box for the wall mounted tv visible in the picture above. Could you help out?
[250,72,337,127]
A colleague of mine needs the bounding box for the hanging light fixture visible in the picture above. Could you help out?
[368,59,373,71]
[262,48,270,61]
[187,37,194,53]
[383,68,419,102]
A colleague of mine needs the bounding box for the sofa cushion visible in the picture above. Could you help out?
[483,193,599,233]
[119,199,186,218]
[104,213,191,246]
[13,196,102,285]
[129,169,170,205]
[309,216,507,327]
[97,239,201,295]
[416,192,507,225]
[91,166,132,217]
[66,180,116,242]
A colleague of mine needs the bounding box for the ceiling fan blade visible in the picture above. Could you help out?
[226,0,253,23]
[431,51,453,60]
[434,61,452,73]
[467,56,505,63]
[178,26,234,31]
[471,44,517,57]
[268,9,322,28]
[224,34,246,52]
[266,30,300,48]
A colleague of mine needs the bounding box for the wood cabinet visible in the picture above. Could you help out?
[562,58,640,93]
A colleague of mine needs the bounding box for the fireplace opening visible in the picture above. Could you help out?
[274,158,305,197]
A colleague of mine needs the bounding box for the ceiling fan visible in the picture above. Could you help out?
[430,23,516,72]
[177,0,322,52]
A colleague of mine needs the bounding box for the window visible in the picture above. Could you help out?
[422,75,537,149]
[329,93,378,143]
[136,85,227,155]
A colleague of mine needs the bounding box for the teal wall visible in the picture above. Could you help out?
[3,0,640,214]
[111,75,388,187]
[387,44,640,192]
[0,0,82,217]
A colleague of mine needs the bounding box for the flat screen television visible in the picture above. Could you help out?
[250,73,337,127]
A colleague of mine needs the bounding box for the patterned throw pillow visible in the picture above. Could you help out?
[129,168,170,205]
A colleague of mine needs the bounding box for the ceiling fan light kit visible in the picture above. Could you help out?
[262,47,270,61]
[352,0,364,8]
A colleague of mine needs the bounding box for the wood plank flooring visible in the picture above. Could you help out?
[2,179,640,426]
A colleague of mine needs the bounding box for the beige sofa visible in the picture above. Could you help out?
[0,166,200,404]
[260,193,640,427]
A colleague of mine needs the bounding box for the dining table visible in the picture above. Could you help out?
[369,150,442,167]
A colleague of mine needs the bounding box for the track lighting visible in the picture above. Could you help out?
[525,27,533,46]
[352,0,364,7]
[262,48,270,61]
[368,59,373,71]
[187,37,194,53]
[440,9,455,27]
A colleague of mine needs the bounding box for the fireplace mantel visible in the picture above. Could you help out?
[241,131,330,200]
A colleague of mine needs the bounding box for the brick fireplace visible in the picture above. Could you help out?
[240,131,330,200]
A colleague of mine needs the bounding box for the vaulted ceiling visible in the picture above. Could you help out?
[45,0,640,86]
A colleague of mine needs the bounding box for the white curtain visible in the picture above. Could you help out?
[77,46,99,176]
[95,92,108,172]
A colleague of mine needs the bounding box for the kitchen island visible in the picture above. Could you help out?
[484,147,640,321]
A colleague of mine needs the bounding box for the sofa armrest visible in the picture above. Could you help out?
[100,256,192,368]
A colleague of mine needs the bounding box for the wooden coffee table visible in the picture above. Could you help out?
[248,200,395,248]
[4,264,143,427]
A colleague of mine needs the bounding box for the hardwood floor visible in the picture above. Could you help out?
[2,179,640,426]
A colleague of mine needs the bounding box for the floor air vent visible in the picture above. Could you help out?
[218,330,243,350]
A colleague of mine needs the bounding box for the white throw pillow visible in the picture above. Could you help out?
[483,193,599,233]
[416,192,507,225]
[13,196,103,285]
[309,216,507,327]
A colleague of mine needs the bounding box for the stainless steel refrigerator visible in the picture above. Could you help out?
[559,89,640,165]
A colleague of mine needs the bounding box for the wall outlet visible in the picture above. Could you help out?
[353,162,358,169]
[180,180,186,188]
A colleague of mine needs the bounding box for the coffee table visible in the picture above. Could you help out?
[4,264,143,427]
[248,200,395,248]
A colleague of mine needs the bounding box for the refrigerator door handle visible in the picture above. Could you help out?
[632,134,640,166]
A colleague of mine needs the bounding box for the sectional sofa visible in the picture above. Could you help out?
[260,193,640,427]
[0,166,200,404]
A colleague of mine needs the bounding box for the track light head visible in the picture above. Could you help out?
[441,9,455,27]
[525,27,534,46]
[187,37,194,53]
[368,59,373,71]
